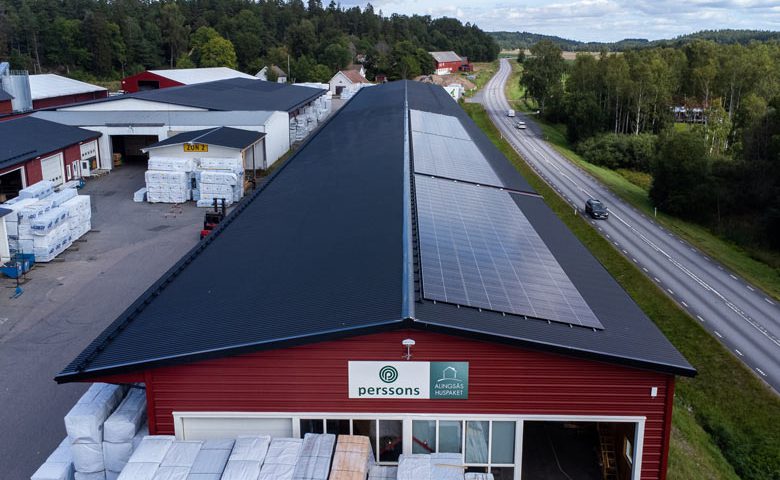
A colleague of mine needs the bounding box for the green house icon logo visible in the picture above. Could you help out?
[379,365,399,383]
[438,366,458,382]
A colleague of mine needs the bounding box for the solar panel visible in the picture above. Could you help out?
[415,175,603,329]
[410,109,470,140]
[412,131,503,187]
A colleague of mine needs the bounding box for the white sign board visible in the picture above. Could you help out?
[348,361,469,400]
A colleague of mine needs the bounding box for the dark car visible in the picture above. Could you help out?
[585,198,609,219]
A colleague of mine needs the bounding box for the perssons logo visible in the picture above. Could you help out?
[379,365,398,383]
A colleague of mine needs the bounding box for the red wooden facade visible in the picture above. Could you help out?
[0,99,12,115]
[32,90,108,110]
[0,141,94,186]
[121,71,185,93]
[436,60,465,73]
[93,330,675,480]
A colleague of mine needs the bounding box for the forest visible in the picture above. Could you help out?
[491,29,780,52]
[520,39,780,251]
[0,0,499,82]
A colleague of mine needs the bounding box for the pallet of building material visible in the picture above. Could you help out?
[221,436,271,480]
[18,180,54,200]
[430,453,464,480]
[160,441,203,469]
[133,188,147,203]
[396,454,431,480]
[31,438,74,480]
[463,474,493,480]
[104,389,147,443]
[32,223,73,262]
[328,435,374,480]
[48,188,78,208]
[196,196,232,208]
[257,438,302,480]
[367,465,398,480]
[116,436,175,480]
[65,384,127,444]
[18,199,54,222]
[31,207,68,236]
[104,425,148,474]
[292,433,335,480]
[148,157,195,173]
[199,183,234,197]
[199,171,238,186]
[188,439,233,478]
[197,157,242,171]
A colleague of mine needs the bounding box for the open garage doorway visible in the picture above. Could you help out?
[0,167,24,202]
[522,421,636,480]
[111,135,158,166]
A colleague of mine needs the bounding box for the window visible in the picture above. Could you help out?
[299,418,403,465]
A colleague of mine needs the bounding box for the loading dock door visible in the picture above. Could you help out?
[0,167,25,202]
[177,415,293,441]
[41,153,65,186]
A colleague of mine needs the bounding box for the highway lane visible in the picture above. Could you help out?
[482,58,780,391]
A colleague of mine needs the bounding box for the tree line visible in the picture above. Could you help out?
[0,0,499,83]
[521,39,780,252]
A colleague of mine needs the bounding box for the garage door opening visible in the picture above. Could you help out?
[111,135,158,166]
[0,167,24,202]
[522,421,636,480]
[138,80,161,91]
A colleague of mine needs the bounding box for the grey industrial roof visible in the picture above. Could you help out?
[57,77,325,113]
[145,127,265,150]
[32,110,275,128]
[28,74,106,100]
[0,117,101,171]
[0,89,13,101]
[56,81,694,383]
[429,51,463,63]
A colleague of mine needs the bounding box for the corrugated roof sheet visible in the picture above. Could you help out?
[148,67,257,84]
[56,81,694,383]
[28,74,106,101]
[429,51,463,63]
[57,78,325,114]
[145,127,265,150]
[32,110,275,127]
[0,116,101,170]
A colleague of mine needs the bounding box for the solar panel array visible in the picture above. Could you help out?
[410,109,470,140]
[414,175,603,329]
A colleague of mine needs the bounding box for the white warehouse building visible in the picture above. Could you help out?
[32,78,326,174]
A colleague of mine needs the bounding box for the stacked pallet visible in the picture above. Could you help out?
[31,438,74,480]
[102,388,148,478]
[145,156,192,204]
[328,435,374,480]
[396,453,465,480]
[2,182,91,262]
[293,433,335,480]
[195,157,244,208]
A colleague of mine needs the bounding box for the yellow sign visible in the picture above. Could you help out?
[184,143,208,152]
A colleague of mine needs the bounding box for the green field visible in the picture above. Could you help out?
[462,61,498,97]
[462,102,780,480]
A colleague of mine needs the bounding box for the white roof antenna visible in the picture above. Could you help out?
[402,338,415,360]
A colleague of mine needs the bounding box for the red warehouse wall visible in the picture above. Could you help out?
[437,61,464,72]
[32,91,108,110]
[0,99,12,115]
[96,330,675,480]
[121,72,184,93]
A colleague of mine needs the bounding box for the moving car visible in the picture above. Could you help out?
[514,121,526,130]
[585,198,609,219]
[507,109,515,117]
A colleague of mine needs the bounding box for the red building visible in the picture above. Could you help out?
[0,117,100,200]
[29,74,107,110]
[58,81,693,480]
[121,67,257,93]
[0,90,12,115]
[430,51,468,75]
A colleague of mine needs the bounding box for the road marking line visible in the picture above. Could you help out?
[654,277,660,283]
[746,285,754,292]
[613,242,619,247]
[605,233,610,238]
[756,368,767,377]
[631,257,637,263]
[642,267,648,272]
[598,227,602,231]
[766,298,775,305]
[714,331,723,338]
[667,288,674,295]
[622,249,628,254]
[696,315,705,322]
[730,274,737,280]
[681,301,688,308]
[735,349,743,356]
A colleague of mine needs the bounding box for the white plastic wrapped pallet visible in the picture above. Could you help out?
[197,157,242,171]
[189,447,232,475]
[257,438,302,480]
[152,466,191,480]
[71,443,104,473]
[65,383,126,444]
[368,465,398,480]
[292,433,335,480]
[104,389,147,443]
[161,442,203,468]
[463,474,493,480]
[133,188,147,203]
[128,436,176,464]
[116,462,159,480]
[430,453,465,480]
[396,454,431,480]
[148,157,195,173]
[31,438,74,480]
[104,425,148,473]
[74,471,106,480]
[18,180,54,200]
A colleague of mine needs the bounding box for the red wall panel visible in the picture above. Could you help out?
[0,100,12,115]
[1,139,97,185]
[95,330,674,480]
[436,61,464,72]
[121,72,184,93]
[32,91,108,110]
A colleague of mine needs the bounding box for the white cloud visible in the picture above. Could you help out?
[341,0,779,42]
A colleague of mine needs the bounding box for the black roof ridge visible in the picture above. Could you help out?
[58,86,369,380]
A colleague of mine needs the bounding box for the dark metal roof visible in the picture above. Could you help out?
[145,127,265,151]
[56,81,694,383]
[0,207,13,218]
[62,78,325,113]
[0,116,101,171]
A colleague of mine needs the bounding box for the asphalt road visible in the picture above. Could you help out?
[483,58,780,392]
[0,164,204,478]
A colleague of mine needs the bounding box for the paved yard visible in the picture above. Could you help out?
[0,164,206,477]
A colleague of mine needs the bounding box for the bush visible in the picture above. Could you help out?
[577,133,657,172]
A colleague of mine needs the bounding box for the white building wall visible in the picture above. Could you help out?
[264,111,291,169]
[0,218,10,263]
[61,98,206,112]
[328,72,353,95]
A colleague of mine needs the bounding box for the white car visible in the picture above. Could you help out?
[514,121,526,130]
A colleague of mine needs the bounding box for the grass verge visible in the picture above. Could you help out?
[535,121,780,301]
[463,102,780,480]
[463,61,498,97]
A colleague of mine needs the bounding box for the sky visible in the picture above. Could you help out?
[341,0,780,42]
